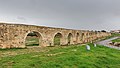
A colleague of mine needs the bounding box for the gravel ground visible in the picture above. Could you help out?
[96,37,120,50]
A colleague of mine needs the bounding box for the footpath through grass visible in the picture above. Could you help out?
[0,44,120,68]
[94,33,120,42]
[112,38,120,43]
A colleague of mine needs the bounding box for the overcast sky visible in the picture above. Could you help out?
[0,0,120,31]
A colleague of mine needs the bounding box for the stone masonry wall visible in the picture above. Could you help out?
[0,23,111,49]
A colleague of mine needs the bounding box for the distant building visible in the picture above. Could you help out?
[110,30,120,33]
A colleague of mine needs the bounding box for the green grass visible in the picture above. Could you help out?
[54,36,61,46]
[25,36,39,46]
[0,33,120,68]
[26,35,61,46]
[94,33,120,42]
[110,33,120,43]
[112,38,120,43]
[0,44,120,68]
[112,33,120,36]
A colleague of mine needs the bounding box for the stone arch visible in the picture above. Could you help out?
[24,31,43,47]
[91,32,94,40]
[67,33,73,45]
[53,32,63,46]
[81,33,85,43]
[76,33,80,44]
[85,32,89,42]
[87,32,90,42]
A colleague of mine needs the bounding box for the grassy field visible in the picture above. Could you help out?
[110,33,120,37]
[25,36,39,46]
[0,33,120,68]
[94,33,120,42]
[0,43,120,68]
[112,38,120,43]
[54,35,61,46]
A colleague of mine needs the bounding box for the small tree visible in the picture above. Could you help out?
[101,30,106,32]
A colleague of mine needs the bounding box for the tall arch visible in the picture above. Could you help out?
[53,33,63,46]
[84,33,88,42]
[24,31,43,47]
[87,33,90,42]
[76,33,80,44]
[81,33,85,43]
[67,33,73,45]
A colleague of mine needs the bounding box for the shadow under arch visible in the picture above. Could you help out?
[76,33,80,44]
[53,32,63,46]
[86,33,90,42]
[81,33,85,43]
[67,33,73,45]
[24,31,43,47]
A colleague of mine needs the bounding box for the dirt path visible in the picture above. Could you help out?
[0,46,68,58]
[0,46,50,58]
[96,37,120,50]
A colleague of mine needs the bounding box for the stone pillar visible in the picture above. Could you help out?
[60,36,68,45]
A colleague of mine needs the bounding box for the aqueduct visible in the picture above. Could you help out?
[0,23,111,49]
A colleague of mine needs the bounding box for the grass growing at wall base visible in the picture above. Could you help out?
[25,36,39,46]
[54,36,61,46]
[0,44,120,68]
[93,33,120,43]
[112,38,120,43]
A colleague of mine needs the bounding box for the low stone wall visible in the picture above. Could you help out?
[109,42,120,47]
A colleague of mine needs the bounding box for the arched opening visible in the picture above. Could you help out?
[81,33,84,43]
[67,33,73,45]
[76,33,80,43]
[87,33,90,42]
[25,31,42,47]
[54,33,62,46]
[90,33,93,41]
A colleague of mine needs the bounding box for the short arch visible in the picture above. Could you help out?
[53,32,63,46]
[24,31,43,47]
[67,33,73,45]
